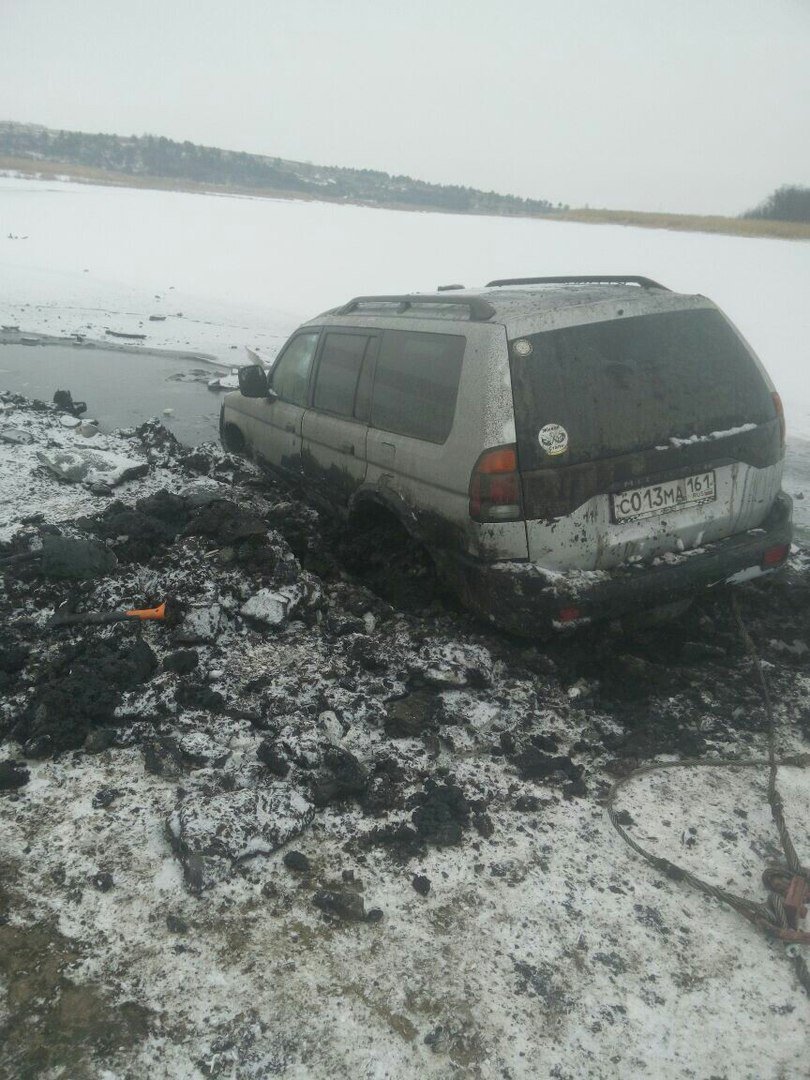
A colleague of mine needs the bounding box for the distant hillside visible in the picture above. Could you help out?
[0,121,561,218]
[3,122,807,241]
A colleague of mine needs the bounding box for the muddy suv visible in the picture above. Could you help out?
[221,276,792,633]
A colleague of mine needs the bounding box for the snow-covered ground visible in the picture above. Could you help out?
[2,178,810,1078]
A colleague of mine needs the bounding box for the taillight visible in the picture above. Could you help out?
[772,392,785,448]
[469,444,523,522]
[762,543,789,569]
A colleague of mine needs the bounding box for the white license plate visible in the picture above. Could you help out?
[612,470,716,523]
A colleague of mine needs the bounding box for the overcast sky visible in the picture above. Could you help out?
[3,0,808,215]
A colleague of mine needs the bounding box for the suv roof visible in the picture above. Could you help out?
[321,277,705,325]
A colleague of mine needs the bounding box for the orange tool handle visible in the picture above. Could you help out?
[124,602,167,621]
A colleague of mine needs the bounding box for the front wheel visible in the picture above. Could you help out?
[221,422,247,455]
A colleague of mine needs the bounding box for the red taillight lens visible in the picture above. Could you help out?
[762,543,789,568]
[477,447,517,474]
[772,392,786,448]
[469,445,523,522]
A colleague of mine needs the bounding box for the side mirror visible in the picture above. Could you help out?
[238,365,269,398]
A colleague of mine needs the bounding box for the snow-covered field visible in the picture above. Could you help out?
[2,178,810,1079]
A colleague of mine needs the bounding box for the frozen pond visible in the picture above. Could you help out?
[0,342,224,445]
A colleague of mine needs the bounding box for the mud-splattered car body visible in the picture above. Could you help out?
[221,278,791,633]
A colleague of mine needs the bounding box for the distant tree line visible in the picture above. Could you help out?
[0,122,562,217]
[743,185,810,223]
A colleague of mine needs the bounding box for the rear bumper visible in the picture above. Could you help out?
[446,493,793,635]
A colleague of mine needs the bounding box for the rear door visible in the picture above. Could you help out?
[363,327,478,551]
[509,306,783,570]
[301,328,378,508]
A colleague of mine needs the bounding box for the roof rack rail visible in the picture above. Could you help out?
[485,275,669,290]
[337,294,495,321]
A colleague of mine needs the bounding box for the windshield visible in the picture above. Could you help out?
[509,308,774,469]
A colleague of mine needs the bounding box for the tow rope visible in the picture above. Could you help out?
[607,592,810,994]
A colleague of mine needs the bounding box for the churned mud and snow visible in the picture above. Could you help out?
[2,177,810,1078]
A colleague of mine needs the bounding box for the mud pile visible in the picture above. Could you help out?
[2,396,810,899]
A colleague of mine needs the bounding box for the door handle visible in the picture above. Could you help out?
[285,424,296,434]
[340,443,355,455]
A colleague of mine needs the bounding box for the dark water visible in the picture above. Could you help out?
[0,342,224,445]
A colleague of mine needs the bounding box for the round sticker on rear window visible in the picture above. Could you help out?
[538,423,569,456]
[512,338,533,356]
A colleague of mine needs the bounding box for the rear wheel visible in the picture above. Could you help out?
[343,504,440,612]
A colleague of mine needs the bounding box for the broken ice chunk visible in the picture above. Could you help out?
[240,586,303,626]
[36,447,148,488]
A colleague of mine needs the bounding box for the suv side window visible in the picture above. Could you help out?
[271,332,319,406]
[313,332,372,417]
[371,330,465,443]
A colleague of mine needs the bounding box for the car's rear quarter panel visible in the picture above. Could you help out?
[354,317,529,560]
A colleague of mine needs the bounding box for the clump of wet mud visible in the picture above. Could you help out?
[360,776,475,860]
[8,632,158,756]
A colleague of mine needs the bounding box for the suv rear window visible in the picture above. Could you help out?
[371,330,465,443]
[510,309,774,469]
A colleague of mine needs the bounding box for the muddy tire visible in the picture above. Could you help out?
[221,423,246,455]
[341,508,439,613]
